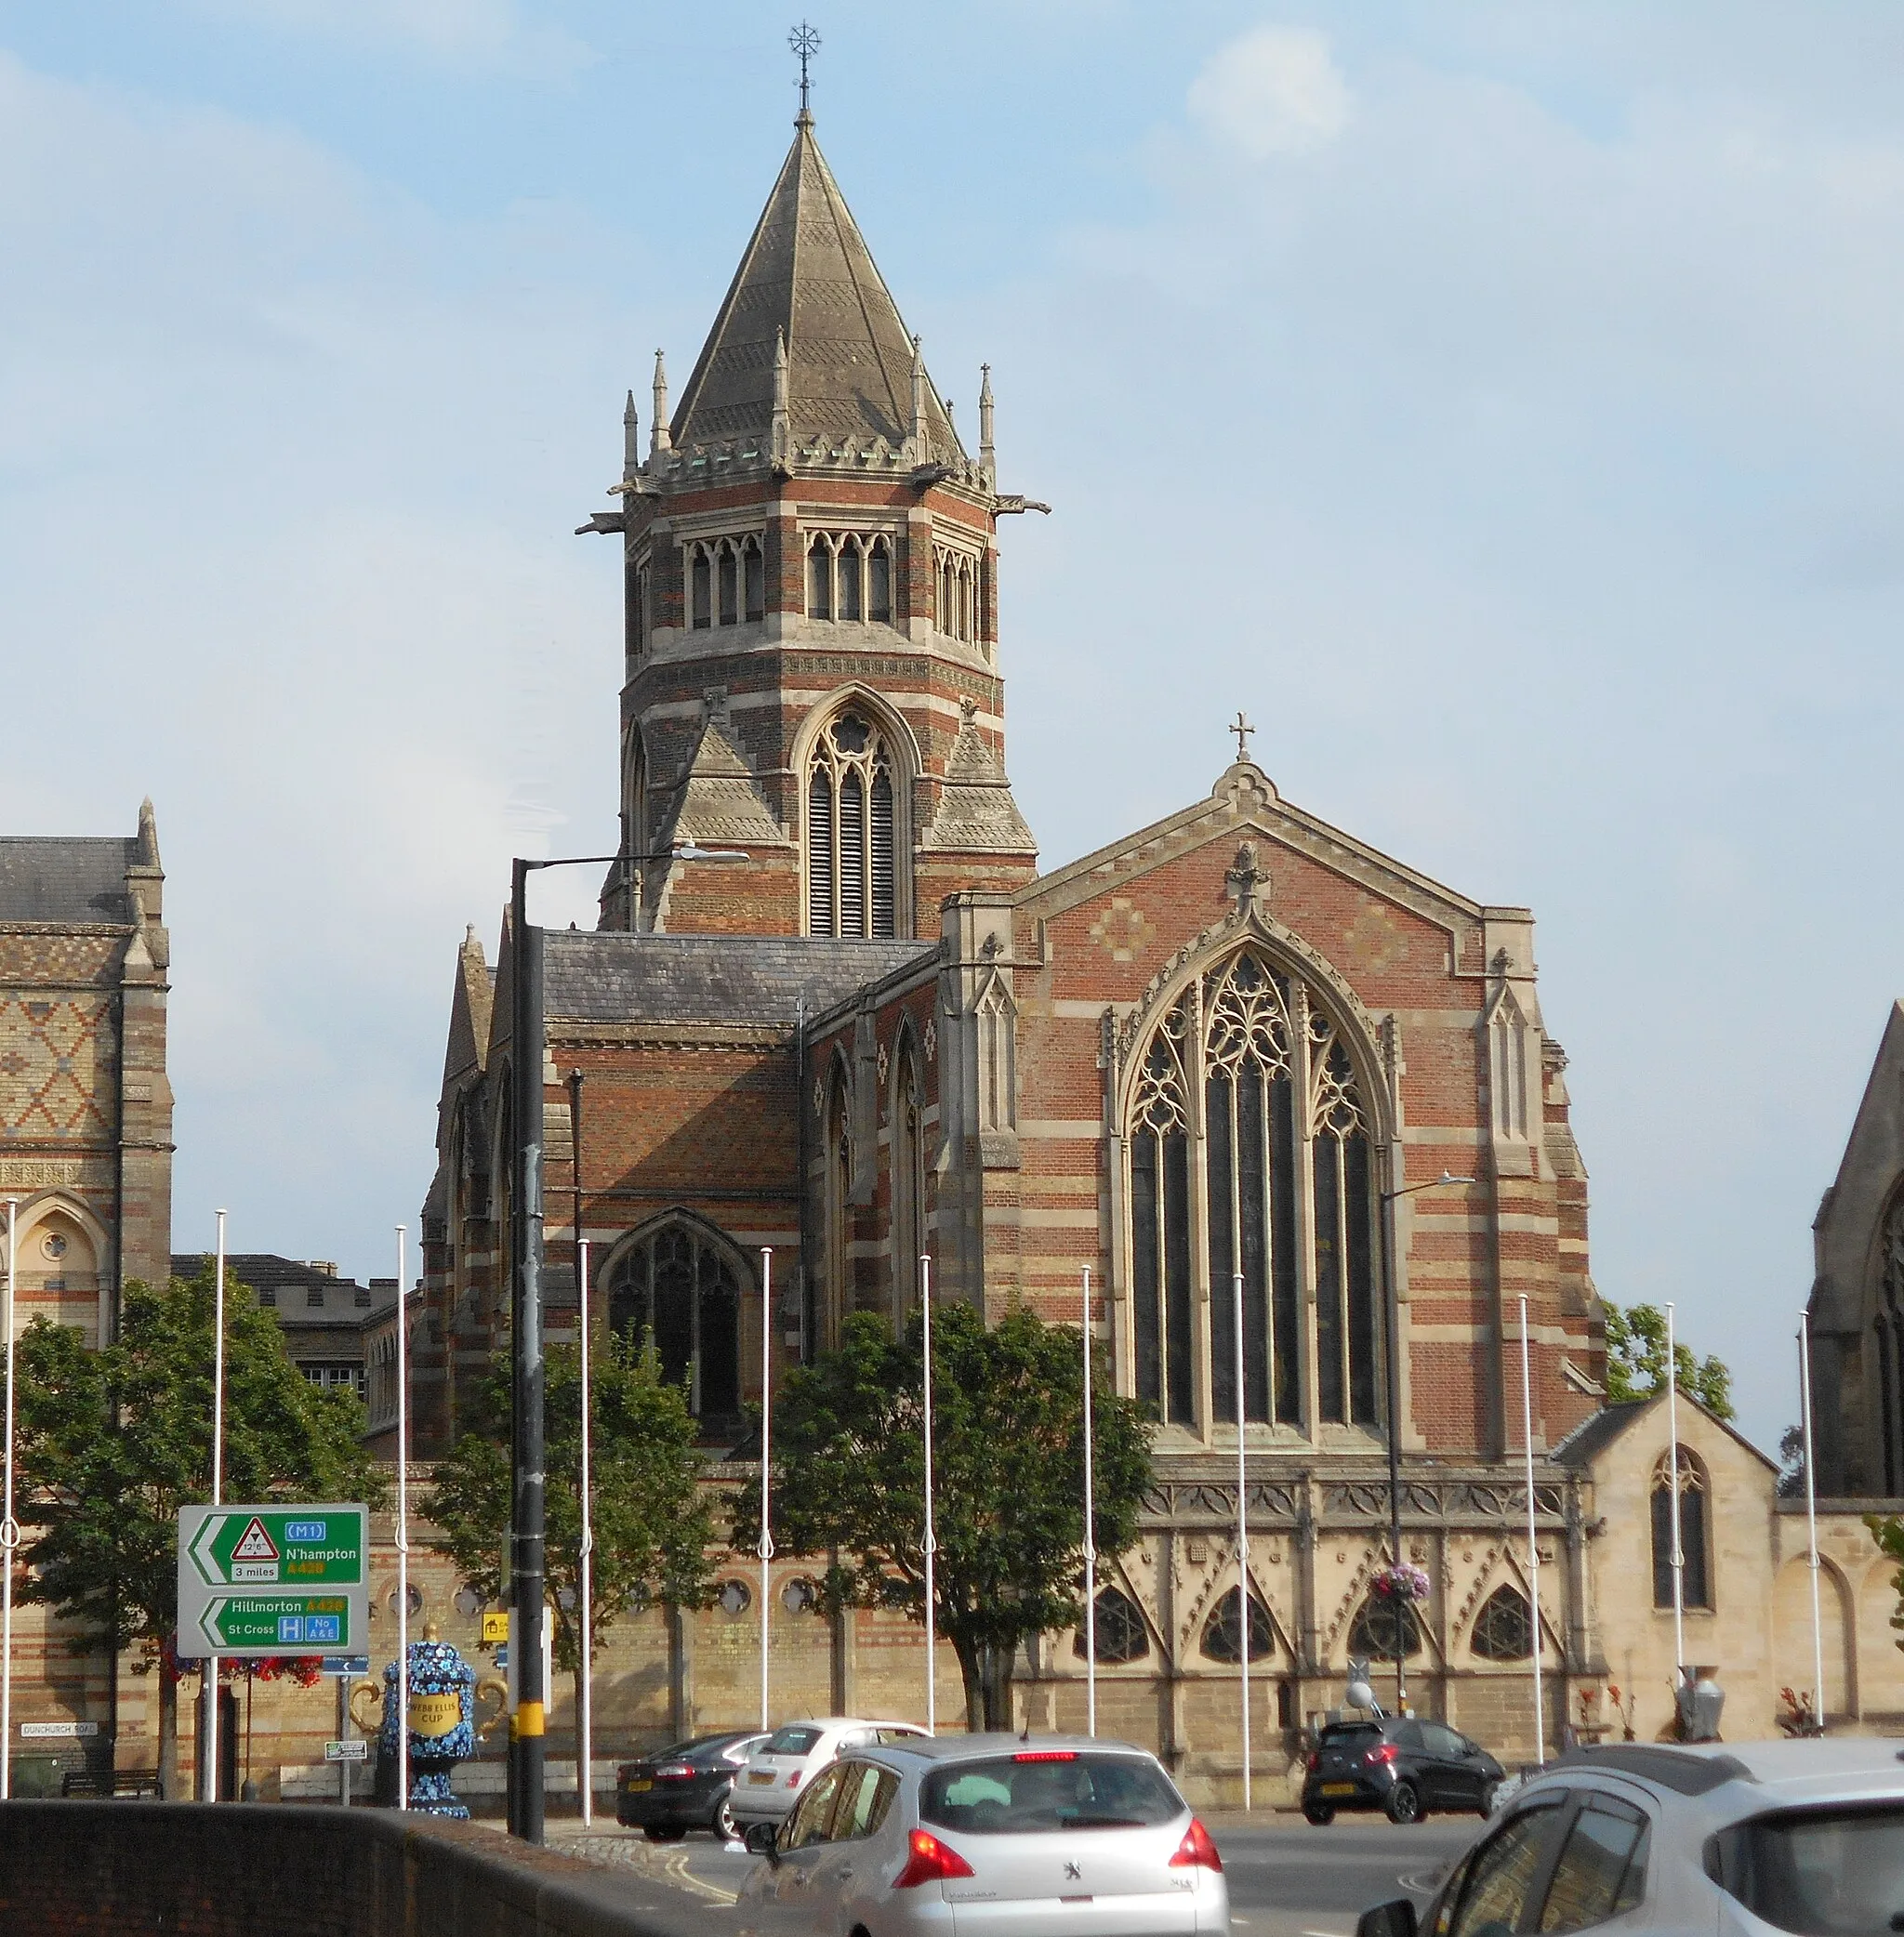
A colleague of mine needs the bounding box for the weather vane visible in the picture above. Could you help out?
[790,20,821,118]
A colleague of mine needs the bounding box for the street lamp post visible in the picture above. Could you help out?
[507,842,743,1843]
[1377,1168,1475,1714]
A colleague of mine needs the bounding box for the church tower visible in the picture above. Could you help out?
[579,109,1038,939]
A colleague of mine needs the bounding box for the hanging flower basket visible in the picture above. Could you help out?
[1371,1561,1432,1603]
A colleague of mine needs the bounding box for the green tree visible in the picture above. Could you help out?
[730,1303,1154,1732]
[13,1264,385,1799]
[1602,1300,1735,1420]
[428,1329,717,1753]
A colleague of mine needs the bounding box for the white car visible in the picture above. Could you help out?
[732,1717,932,1833]
[1355,1737,1904,1937]
[737,1733,1229,1937]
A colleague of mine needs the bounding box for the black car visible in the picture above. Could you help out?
[1302,1717,1504,1825]
[615,1730,768,1841]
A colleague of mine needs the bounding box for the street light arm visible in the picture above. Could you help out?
[519,843,749,875]
[1381,1170,1477,1204]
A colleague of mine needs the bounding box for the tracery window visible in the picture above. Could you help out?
[608,1221,742,1425]
[684,534,764,630]
[822,1063,853,1349]
[1650,1450,1712,1610]
[1200,1592,1277,1664]
[1349,1594,1422,1661]
[1073,1587,1151,1665]
[1128,949,1381,1432]
[890,1037,926,1326]
[806,533,893,624]
[806,710,897,939]
[1470,1585,1533,1661]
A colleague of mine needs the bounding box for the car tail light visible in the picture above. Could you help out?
[1170,1819,1223,1872]
[786,1769,802,1786]
[656,1763,694,1780]
[1365,1744,1398,1767]
[1012,1750,1078,1762]
[1305,1751,1321,1772]
[894,1828,976,1889]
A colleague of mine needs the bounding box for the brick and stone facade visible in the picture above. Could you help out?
[417,111,1646,1793]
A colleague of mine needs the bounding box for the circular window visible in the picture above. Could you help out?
[718,1579,752,1617]
[385,1583,425,1617]
[453,1588,482,1617]
[781,1576,819,1615]
[41,1232,67,1261]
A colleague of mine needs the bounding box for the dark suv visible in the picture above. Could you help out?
[1302,1717,1503,1825]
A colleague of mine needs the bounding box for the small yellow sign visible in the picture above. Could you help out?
[482,1611,509,1644]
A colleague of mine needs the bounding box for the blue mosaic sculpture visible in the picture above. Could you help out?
[354,1622,483,1816]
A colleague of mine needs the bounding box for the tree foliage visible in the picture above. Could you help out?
[13,1264,386,1793]
[428,1328,717,1730]
[1602,1300,1735,1420]
[729,1303,1154,1732]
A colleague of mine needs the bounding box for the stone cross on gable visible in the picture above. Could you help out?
[1230,712,1255,763]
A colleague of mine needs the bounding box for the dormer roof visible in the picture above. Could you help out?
[668,117,962,461]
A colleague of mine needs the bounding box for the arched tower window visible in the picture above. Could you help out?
[1126,947,1382,1434]
[1651,1449,1712,1610]
[806,709,897,939]
[608,1219,742,1426]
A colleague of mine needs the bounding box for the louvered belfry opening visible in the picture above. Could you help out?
[806,710,896,939]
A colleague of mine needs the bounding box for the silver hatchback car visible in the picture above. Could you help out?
[736,1733,1229,1937]
[1356,1738,1904,1937]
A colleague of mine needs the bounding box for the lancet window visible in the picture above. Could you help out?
[890,1035,926,1326]
[1650,1449,1712,1610]
[806,709,898,939]
[1127,948,1382,1434]
[608,1219,742,1425]
[1876,1190,1904,1496]
[806,532,893,624]
[685,534,765,630]
[933,546,980,643]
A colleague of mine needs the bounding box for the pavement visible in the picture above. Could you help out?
[547,1810,1482,1937]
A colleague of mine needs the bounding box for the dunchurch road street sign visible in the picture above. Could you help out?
[177,1504,369,1659]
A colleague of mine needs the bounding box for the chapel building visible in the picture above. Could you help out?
[419,109,1647,1780]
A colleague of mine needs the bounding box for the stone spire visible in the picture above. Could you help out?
[771,325,790,467]
[650,349,670,455]
[622,389,640,481]
[908,335,928,457]
[978,364,995,476]
[667,119,962,459]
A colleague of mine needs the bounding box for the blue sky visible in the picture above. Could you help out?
[5,2,1902,1456]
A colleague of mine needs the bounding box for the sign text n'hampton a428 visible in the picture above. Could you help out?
[176,1505,369,1659]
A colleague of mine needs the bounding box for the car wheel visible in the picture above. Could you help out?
[714,1793,739,1841]
[643,1825,687,1843]
[1302,1801,1335,1826]
[1385,1780,1422,1825]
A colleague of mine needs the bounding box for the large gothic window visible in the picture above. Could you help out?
[1650,1450,1712,1610]
[1127,949,1382,1433]
[806,710,897,939]
[609,1221,742,1425]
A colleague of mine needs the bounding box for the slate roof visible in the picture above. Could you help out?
[668,117,962,457]
[545,931,937,1028]
[0,837,138,925]
[1550,1399,1650,1469]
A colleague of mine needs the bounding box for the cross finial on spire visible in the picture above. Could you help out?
[790,20,821,124]
[1230,711,1255,763]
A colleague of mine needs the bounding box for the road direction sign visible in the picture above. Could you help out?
[177,1504,368,1659]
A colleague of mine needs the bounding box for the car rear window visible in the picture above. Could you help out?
[764,1726,824,1756]
[1708,1804,1904,1935]
[1321,1723,1383,1746]
[920,1753,1184,1835]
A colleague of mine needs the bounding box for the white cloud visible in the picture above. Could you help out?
[1186,23,1350,159]
[179,0,586,70]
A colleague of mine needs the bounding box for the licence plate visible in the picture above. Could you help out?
[1321,1783,1356,1797]
[625,1779,652,1793]
[747,1771,777,1785]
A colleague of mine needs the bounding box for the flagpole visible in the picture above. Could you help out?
[1,1200,18,1802]
[920,1252,936,1734]
[758,1247,774,1735]
[1081,1266,1097,1739]
[1235,1271,1250,1812]
[1666,1302,1686,1684]
[395,1224,410,1814]
[1518,1295,1543,1765]
[577,1236,593,1825]
[1801,1314,1825,1728]
[206,1209,226,1802]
